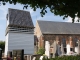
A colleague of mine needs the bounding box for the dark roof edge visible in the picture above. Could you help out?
[8,8,30,13]
[37,20,80,24]
[8,24,35,28]
[43,33,80,35]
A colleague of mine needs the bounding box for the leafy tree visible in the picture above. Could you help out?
[0,0,80,22]
[0,41,5,52]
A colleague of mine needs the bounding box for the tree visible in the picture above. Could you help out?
[0,41,5,52]
[0,0,80,22]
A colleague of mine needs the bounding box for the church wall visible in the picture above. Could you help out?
[39,34,80,54]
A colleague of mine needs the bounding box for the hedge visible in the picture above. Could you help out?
[36,55,80,60]
[49,55,80,60]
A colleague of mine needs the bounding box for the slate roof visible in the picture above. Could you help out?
[8,8,34,28]
[37,20,80,34]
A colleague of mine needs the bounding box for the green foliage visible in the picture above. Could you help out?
[0,0,80,22]
[43,56,46,60]
[35,55,80,60]
[0,41,5,52]
[42,56,48,60]
[35,57,40,60]
[37,48,45,54]
[49,55,80,60]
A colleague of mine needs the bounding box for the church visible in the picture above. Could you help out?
[35,20,80,58]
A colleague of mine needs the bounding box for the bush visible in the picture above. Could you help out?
[42,55,48,60]
[49,55,80,60]
[35,57,40,60]
[0,41,5,52]
[37,48,45,54]
[35,55,80,60]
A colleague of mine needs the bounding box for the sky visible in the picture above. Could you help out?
[0,3,78,41]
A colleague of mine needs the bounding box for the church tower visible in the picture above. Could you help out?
[5,8,34,56]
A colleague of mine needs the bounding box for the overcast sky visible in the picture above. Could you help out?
[0,3,77,41]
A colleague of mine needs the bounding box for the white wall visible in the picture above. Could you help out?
[5,32,34,56]
[5,33,9,56]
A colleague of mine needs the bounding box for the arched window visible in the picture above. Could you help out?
[62,38,67,53]
[73,38,78,47]
[62,38,66,47]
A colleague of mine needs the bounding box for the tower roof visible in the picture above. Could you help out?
[7,8,34,28]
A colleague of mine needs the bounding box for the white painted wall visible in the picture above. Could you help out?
[5,33,9,56]
[45,41,50,58]
[5,32,34,56]
[66,44,70,54]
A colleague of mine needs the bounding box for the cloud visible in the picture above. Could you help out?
[66,17,72,22]
[30,9,34,14]
[37,15,65,22]
[66,17,80,23]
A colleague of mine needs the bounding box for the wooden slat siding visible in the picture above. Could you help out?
[8,32,34,55]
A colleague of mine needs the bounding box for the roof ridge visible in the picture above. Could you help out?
[8,8,30,13]
[37,20,80,24]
